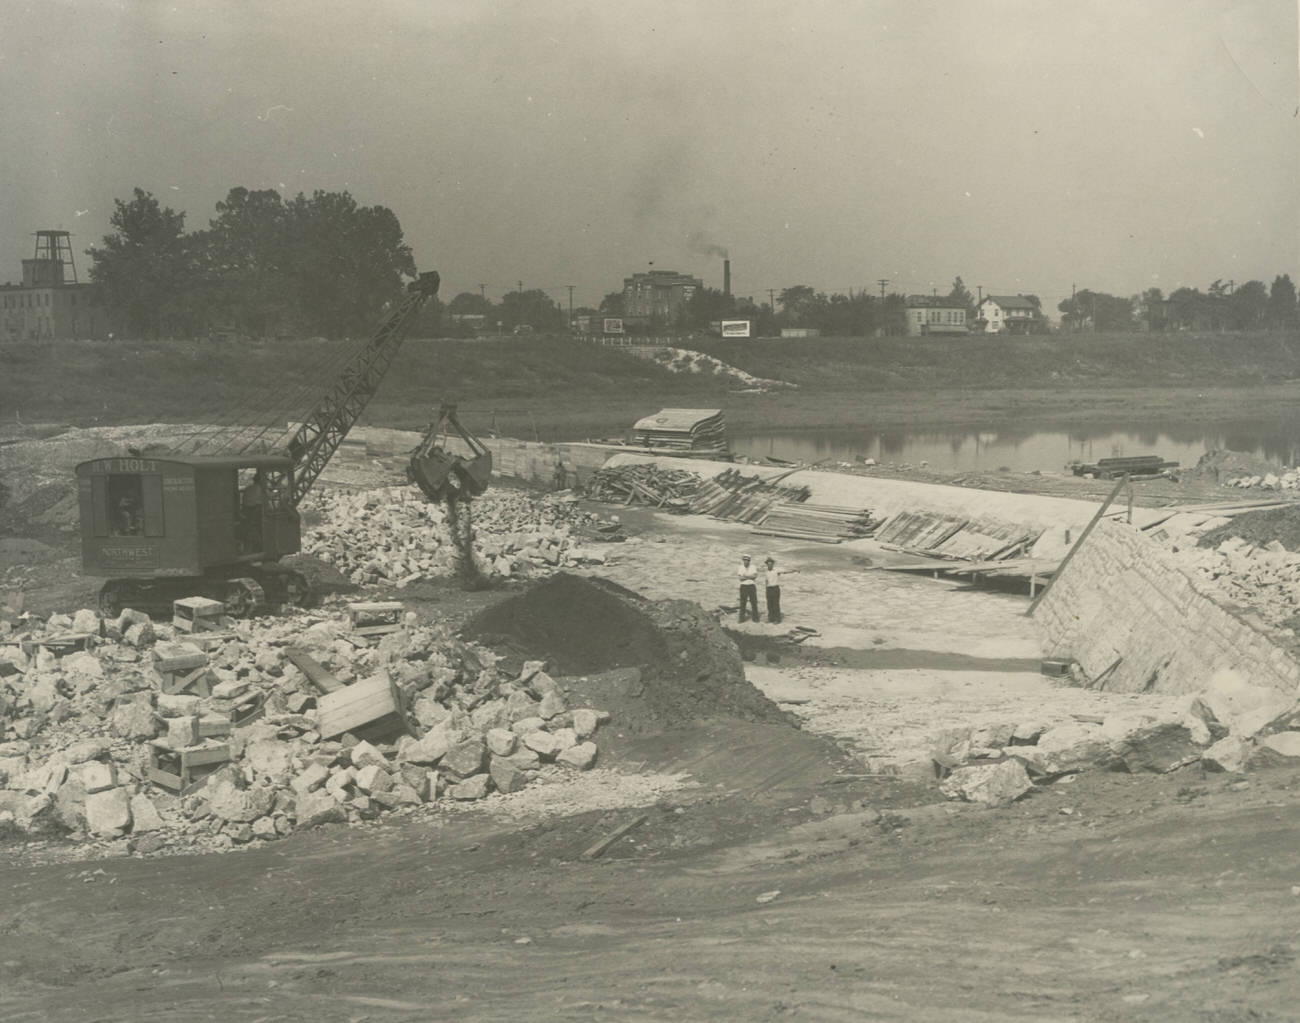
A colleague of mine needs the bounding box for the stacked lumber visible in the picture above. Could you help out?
[688,468,811,524]
[585,464,701,510]
[631,408,729,456]
[754,502,877,543]
[874,510,1040,561]
[1071,455,1179,479]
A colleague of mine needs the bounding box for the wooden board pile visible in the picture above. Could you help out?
[874,510,1040,561]
[688,468,811,524]
[631,408,729,456]
[754,502,877,543]
[1071,455,1179,480]
[584,465,701,511]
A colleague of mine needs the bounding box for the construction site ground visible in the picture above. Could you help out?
[3,448,1300,1019]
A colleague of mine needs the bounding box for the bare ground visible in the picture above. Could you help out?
[2,427,1300,1019]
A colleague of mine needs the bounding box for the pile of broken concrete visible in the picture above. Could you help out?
[1225,468,1300,490]
[300,486,615,586]
[0,601,609,855]
[934,668,1300,808]
[1170,537,1300,631]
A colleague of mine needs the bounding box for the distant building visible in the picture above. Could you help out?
[0,230,109,341]
[780,327,820,338]
[904,295,969,336]
[622,269,702,324]
[977,295,1039,334]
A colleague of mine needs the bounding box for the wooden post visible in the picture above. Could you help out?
[1025,474,1130,617]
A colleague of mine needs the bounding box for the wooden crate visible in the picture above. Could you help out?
[347,601,404,639]
[173,596,231,633]
[152,642,213,697]
[315,673,415,741]
[147,740,231,795]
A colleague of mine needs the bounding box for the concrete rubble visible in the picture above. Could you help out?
[0,601,610,855]
[932,667,1300,807]
[1168,536,1300,632]
[299,486,616,587]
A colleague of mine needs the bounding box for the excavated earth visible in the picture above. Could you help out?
[3,429,1300,1021]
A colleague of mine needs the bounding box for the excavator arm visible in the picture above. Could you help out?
[284,270,441,507]
[408,402,493,503]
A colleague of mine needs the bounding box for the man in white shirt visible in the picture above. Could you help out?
[764,555,795,624]
[737,554,759,622]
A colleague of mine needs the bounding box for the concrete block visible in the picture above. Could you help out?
[129,793,165,832]
[939,759,1034,807]
[449,774,491,800]
[485,728,516,756]
[80,760,118,794]
[85,787,132,834]
[555,742,598,771]
[489,756,529,794]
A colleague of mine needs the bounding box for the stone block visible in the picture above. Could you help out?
[64,739,111,764]
[521,730,563,759]
[167,716,199,749]
[550,727,578,750]
[442,738,486,779]
[485,728,516,756]
[296,788,346,828]
[1202,735,1250,773]
[1254,731,1300,763]
[511,716,546,735]
[939,759,1034,807]
[1199,670,1297,739]
[571,709,600,740]
[85,787,132,834]
[355,763,394,794]
[1107,721,1201,773]
[80,760,118,793]
[555,742,598,771]
[348,739,389,771]
[129,793,165,832]
[489,756,529,794]
[449,774,491,800]
[292,762,331,795]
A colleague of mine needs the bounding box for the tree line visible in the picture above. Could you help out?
[87,187,416,339]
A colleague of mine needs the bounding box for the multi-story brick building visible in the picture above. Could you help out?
[0,231,109,341]
[622,269,702,325]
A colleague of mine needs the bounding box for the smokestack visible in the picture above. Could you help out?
[723,259,731,298]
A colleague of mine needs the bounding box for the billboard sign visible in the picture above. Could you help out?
[603,318,624,335]
[721,319,751,338]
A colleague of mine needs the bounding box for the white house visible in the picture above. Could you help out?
[978,295,1039,334]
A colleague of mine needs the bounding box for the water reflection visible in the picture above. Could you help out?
[731,424,1300,473]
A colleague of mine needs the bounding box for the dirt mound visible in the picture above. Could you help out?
[462,573,794,736]
[1197,505,1300,552]
[1190,448,1280,482]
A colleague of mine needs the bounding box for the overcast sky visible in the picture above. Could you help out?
[2,0,1296,317]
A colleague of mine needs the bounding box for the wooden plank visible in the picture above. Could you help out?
[581,814,649,860]
[285,647,345,693]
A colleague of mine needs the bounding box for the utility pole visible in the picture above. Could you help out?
[977,285,983,305]
[566,284,575,326]
[517,280,523,294]
[767,288,777,312]
[477,283,486,301]
[877,278,889,300]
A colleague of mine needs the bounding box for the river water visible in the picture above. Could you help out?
[729,423,1300,474]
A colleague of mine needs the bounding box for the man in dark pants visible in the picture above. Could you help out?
[763,555,790,624]
[737,554,760,622]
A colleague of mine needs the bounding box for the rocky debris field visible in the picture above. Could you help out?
[299,486,621,586]
[929,668,1300,808]
[0,590,619,858]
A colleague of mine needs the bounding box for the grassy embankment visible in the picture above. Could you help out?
[3,331,1300,441]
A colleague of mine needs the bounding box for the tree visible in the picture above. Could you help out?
[204,187,294,336]
[599,291,625,317]
[499,289,563,332]
[1270,275,1298,329]
[86,188,193,337]
[683,285,734,329]
[1226,280,1268,331]
[947,277,976,322]
[283,189,415,337]
[1057,290,1133,332]
[447,291,492,316]
[778,285,818,325]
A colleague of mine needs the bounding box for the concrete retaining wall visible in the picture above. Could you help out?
[1033,517,1300,696]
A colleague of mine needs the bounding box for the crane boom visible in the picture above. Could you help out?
[285,270,440,506]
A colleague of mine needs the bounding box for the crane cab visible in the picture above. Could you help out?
[76,454,303,614]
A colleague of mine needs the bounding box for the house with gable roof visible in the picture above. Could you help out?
[976,294,1041,334]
